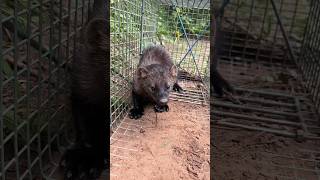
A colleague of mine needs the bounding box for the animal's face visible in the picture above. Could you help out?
[138,64,177,105]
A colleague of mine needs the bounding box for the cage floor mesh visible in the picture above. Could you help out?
[110,79,209,179]
[171,79,209,105]
[213,49,320,140]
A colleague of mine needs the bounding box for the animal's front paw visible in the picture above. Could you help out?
[60,145,104,180]
[129,108,144,119]
[154,104,169,112]
[173,83,183,93]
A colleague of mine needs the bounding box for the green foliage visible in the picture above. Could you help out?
[156,6,210,41]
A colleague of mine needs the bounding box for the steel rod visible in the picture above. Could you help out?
[214,101,298,117]
[173,4,204,81]
[139,0,145,55]
[213,121,296,137]
[213,110,301,127]
[270,0,296,64]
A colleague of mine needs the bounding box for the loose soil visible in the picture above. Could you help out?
[212,127,320,180]
[110,101,210,180]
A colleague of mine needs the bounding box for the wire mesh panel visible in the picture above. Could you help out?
[111,0,210,133]
[211,0,311,92]
[110,0,162,178]
[212,0,309,65]
[141,0,159,50]
[212,0,320,139]
[158,4,210,77]
[298,0,320,115]
[110,2,210,177]
[159,0,210,9]
[212,3,320,179]
[111,0,211,130]
[157,2,210,105]
[111,0,145,133]
[0,0,92,179]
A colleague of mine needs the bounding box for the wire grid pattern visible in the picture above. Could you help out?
[110,103,210,178]
[212,0,309,65]
[159,0,210,9]
[110,0,159,133]
[111,0,142,132]
[298,0,320,115]
[158,3,210,105]
[140,0,159,51]
[159,5,210,79]
[110,0,210,177]
[110,117,142,178]
[110,0,210,132]
[212,0,320,139]
[213,86,320,138]
[170,87,208,105]
[0,0,92,179]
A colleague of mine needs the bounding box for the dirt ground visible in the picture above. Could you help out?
[110,101,210,180]
[212,127,320,180]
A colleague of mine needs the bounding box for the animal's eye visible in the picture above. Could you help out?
[166,85,170,89]
[151,87,155,92]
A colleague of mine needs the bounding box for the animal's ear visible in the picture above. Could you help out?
[85,18,108,49]
[170,65,178,79]
[138,67,149,79]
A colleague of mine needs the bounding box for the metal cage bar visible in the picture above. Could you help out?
[298,0,320,115]
[212,0,320,139]
[0,0,92,178]
[110,2,210,178]
[110,0,210,133]
[110,0,147,132]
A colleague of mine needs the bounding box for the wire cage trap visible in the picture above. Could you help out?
[212,0,320,140]
[212,0,320,179]
[110,0,210,178]
[110,0,210,133]
[0,0,93,179]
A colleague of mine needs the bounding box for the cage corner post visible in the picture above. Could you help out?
[0,1,4,179]
[139,0,145,56]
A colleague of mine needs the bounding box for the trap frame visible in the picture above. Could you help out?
[110,0,210,177]
[0,0,92,179]
[110,0,210,132]
[212,1,320,179]
[212,0,320,141]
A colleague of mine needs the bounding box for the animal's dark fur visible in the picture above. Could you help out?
[212,69,233,96]
[129,45,182,119]
[210,8,234,97]
[60,1,108,179]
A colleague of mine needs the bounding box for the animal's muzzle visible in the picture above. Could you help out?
[159,98,168,105]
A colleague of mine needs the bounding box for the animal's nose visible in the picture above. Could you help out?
[160,98,168,104]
